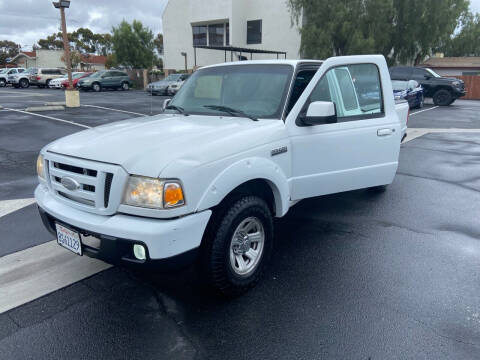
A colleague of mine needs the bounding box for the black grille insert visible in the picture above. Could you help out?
[54,162,97,177]
[104,173,113,208]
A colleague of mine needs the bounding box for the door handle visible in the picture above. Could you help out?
[377,128,394,137]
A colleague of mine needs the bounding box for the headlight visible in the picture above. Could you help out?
[36,154,45,180]
[123,176,185,209]
[452,81,461,87]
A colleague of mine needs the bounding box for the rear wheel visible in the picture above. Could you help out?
[433,89,452,106]
[19,78,29,88]
[45,79,51,88]
[92,82,101,92]
[200,196,273,297]
[121,81,129,91]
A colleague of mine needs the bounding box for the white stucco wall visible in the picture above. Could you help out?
[163,0,302,70]
[36,50,65,68]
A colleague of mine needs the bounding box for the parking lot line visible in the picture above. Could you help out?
[83,104,148,117]
[0,198,36,218]
[3,107,90,129]
[0,240,111,314]
[410,106,439,116]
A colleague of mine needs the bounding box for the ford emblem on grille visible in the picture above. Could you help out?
[61,177,80,191]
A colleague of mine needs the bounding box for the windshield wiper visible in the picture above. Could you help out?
[166,105,189,115]
[203,105,258,121]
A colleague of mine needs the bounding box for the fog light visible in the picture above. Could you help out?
[133,244,146,260]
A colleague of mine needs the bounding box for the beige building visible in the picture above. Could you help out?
[163,0,303,71]
[11,49,65,69]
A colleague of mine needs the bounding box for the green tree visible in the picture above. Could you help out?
[37,33,63,49]
[112,20,155,69]
[288,0,469,65]
[105,53,118,69]
[392,0,469,64]
[0,40,20,65]
[443,12,480,56]
[37,29,113,55]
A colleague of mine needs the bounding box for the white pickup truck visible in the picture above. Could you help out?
[35,55,408,296]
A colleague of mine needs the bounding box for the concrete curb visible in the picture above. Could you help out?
[44,102,66,106]
[25,106,65,112]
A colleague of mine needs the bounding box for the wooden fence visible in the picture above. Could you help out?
[455,76,480,100]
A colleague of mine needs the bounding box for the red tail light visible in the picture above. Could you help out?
[36,76,41,81]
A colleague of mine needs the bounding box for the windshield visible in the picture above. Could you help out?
[0,69,6,74]
[165,74,183,81]
[391,80,408,91]
[72,73,85,79]
[89,71,104,78]
[426,68,441,78]
[169,64,294,119]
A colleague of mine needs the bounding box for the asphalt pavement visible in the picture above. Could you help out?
[1,88,480,359]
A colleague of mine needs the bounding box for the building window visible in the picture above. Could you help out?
[247,20,262,44]
[208,24,224,46]
[226,23,229,46]
[193,25,207,46]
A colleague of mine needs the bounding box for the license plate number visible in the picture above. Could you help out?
[55,223,82,256]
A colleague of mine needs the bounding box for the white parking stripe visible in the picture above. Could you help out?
[3,107,90,129]
[0,198,36,218]
[410,106,439,116]
[83,104,148,116]
[403,128,480,143]
[0,240,111,313]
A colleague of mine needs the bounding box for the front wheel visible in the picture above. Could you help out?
[20,79,29,88]
[0,79,6,87]
[92,82,101,92]
[433,89,452,106]
[121,82,129,91]
[200,196,274,297]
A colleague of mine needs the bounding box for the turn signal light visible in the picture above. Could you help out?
[164,183,184,208]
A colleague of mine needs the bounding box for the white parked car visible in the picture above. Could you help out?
[48,73,83,89]
[35,56,408,296]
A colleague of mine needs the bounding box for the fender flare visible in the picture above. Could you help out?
[195,157,290,217]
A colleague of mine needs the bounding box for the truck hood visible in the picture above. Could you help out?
[45,114,285,177]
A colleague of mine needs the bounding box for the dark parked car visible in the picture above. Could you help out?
[77,70,132,92]
[389,66,465,106]
[392,80,424,109]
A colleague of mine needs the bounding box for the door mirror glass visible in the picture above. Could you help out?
[301,101,337,126]
[162,98,171,112]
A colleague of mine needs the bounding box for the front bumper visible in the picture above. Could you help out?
[35,184,212,268]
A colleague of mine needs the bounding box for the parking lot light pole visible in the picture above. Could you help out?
[181,52,187,72]
[53,0,79,107]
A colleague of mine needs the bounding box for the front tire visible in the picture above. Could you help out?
[92,82,101,92]
[433,89,452,106]
[201,196,274,297]
[121,81,129,91]
[0,79,6,87]
[20,79,29,88]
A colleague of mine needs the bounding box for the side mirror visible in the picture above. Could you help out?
[162,99,171,112]
[424,75,431,80]
[300,101,337,126]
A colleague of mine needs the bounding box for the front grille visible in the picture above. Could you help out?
[45,154,122,214]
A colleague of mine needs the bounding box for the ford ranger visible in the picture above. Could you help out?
[35,55,409,296]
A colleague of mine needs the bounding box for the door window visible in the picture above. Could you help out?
[412,68,428,80]
[308,63,383,120]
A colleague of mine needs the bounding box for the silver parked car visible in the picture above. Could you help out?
[146,73,190,96]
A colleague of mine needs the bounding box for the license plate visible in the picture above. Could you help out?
[55,223,82,256]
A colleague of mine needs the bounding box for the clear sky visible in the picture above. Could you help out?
[1,0,479,51]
